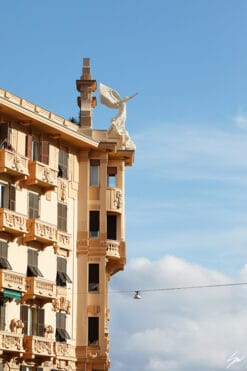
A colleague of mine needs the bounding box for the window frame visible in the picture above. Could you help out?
[88,264,99,292]
[57,202,67,232]
[56,256,72,287]
[28,192,40,219]
[56,312,70,342]
[20,305,44,336]
[0,240,12,270]
[27,249,43,277]
[88,317,99,346]
[107,214,117,240]
[58,149,69,179]
[107,167,117,188]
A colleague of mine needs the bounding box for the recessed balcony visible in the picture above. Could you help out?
[0,330,24,354]
[23,276,56,303]
[25,161,57,192]
[23,335,55,359]
[106,188,123,213]
[0,149,29,180]
[0,208,27,237]
[54,231,72,256]
[23,219,57,247]
[0,269,26,293]
[54,342,76,361]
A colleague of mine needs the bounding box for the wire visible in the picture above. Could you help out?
[109,281,247,294]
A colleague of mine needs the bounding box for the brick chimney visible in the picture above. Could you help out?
[76,58,97,130]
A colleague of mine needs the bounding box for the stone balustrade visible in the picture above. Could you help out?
[0,149,29,179]
[24,219,57,247]
[23,277,56,302]
[54,342,76,360]
[0,330,24,353]
[55,231,72,256]
[0,270,26,293]
[23,335,54,359]
[25,161,57,191]
[0,208,27,236]
[106,240,120,259]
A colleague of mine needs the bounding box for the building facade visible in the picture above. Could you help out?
[0,59,135,371]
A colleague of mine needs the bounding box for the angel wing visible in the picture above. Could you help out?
[99,83,122,109]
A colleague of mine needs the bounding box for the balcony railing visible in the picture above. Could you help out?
[106,240,121,259]
[0,269,26,293]
[0,330,24,354]
[0,208,27,237]
[54,342,75,360]
[54,231,72,256]
[23,219,57,247]
[0,149,29,180]
[23,335,54,359]
[23,277,56,303]
[25,161,57,191]
[106,188,123,212]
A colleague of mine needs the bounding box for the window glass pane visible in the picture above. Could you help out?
[88,264,99,291]
[89,211,99,237]
[32,140,40,161]
[107,167,117,187]
[107,215,117,240]
[88,317,99,345]
[90,160,99,186]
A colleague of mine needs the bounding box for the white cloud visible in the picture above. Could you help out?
[233,113,247,129]
[133,122,247,182]
[109,256,247,370]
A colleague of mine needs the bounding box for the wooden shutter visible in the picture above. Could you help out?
[58,150,68,179]
[37,308,44,336]
[0,301,6,330]
[0,241,7,258]
[29,193,39,219]
[9,185,16,211]
[40,140,49,165]
[58,203,67,232]
[20,305,28,335]
[25,134,32,159]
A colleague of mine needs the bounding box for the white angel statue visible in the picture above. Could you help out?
[99,83,137,149]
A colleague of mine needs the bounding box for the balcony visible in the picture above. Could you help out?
[0,269,26,293]
[54,342,76,361]
[23,219,57,247]
[23,276,56,303]
[0,208,27,237]
[0,330,24,354]
[54,231,72,256]
[106,188,123,213]
[105,240,126,275]
[25,161,57,192]
[23,335,54,359]
[0,149,29,180]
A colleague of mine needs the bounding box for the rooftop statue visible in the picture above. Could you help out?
[99,83,137,150]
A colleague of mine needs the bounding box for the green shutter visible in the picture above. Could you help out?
[9,185,16,211]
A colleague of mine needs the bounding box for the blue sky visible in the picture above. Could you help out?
[2,1,247,370]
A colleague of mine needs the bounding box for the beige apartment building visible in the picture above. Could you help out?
[0,59,135,371]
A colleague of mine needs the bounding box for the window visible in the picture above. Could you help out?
[0,183,15,210]
[56,257,72,287]
[56,312,70,342]
[21,305,44,336]
[89,211,99,238]
[28,192,39,219]
[27,249,43,277]
[88,317,99,345]
[0,240,12,270]
[90,160,99,186]
[58,149,68,179]
[57,203,67,232]
[0,122,10,149]
[107,214,117,240]
[0,300,6,330]
[26,135,49,165]
[88,264,99,292]
[107,167,117,188]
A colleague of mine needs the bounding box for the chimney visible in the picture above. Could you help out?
[76,58,97,130]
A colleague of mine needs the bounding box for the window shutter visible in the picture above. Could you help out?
[0,241,7,258]
[26,134,32,159]
[2,185,8,209]
[37,308,45,336]
[40,140,49,165]
[0,301,6,330]
[29,193,39,219]
[9,185,16,211]
[58,203,67,232]
[20,305,28,335]
[58,150,68,179]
